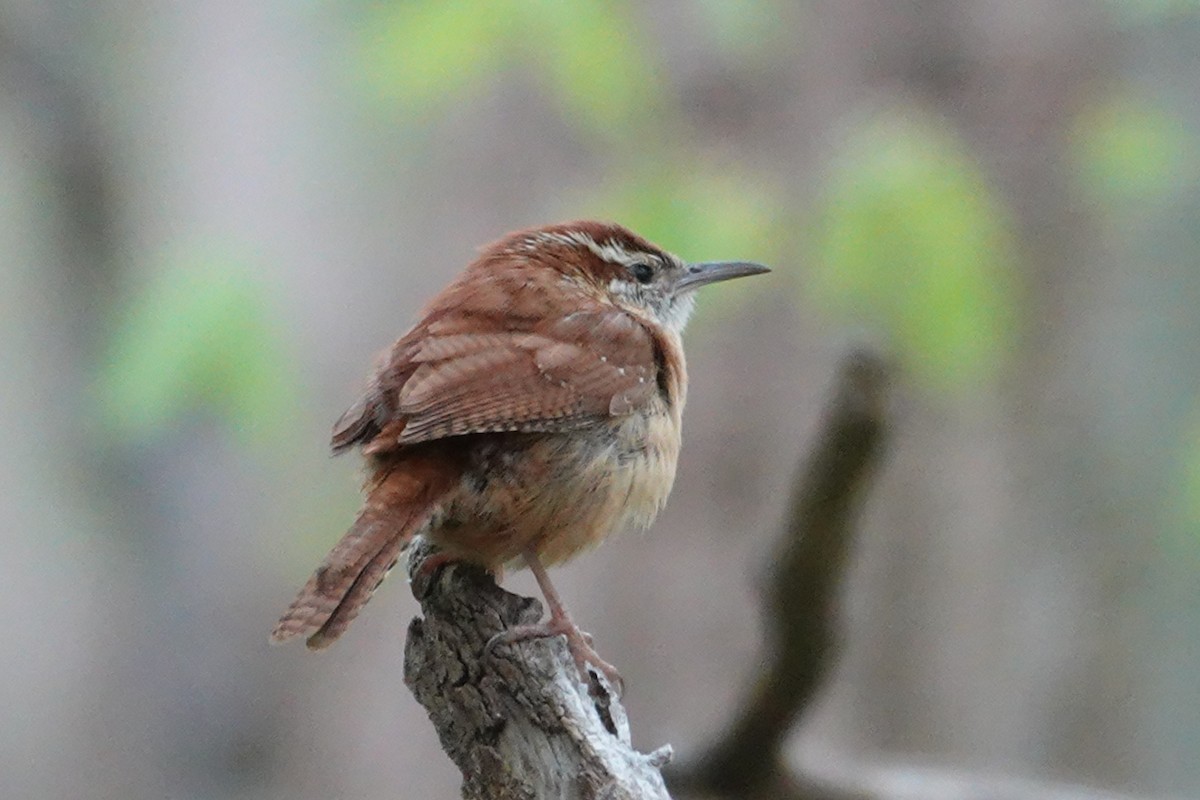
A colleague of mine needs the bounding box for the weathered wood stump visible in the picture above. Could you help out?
[404,538,673,800]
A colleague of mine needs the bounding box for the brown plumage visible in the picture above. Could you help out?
[271,453,461,649]
[270,220,768,681]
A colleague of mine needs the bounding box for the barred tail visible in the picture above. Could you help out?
[270,459,456,649]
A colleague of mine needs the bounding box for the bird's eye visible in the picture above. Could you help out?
[631,263,654,284]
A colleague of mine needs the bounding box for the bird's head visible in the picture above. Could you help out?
[490,220,770,334]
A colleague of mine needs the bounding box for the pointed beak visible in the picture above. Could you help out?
[676,260,771,293]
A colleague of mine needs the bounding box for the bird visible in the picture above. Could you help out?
[270,220,769,687]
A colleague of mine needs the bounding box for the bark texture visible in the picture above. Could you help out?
[404,537,673,800]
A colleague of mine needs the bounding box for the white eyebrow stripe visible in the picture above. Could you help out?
[534,231,651,267]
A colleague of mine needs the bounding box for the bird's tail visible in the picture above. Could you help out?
[270,460,457,650]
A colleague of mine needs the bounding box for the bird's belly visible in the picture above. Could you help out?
[429,409,681,568]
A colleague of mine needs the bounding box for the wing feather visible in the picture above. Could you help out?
[332,297,662,455]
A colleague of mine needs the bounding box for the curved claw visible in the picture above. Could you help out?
[483,629,512,660]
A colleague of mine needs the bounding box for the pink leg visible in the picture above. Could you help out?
[487,548,623,694]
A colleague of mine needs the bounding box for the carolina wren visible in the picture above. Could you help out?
[271,220,768,685]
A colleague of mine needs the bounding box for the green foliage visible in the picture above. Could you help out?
[812,108,1017,391]
[360,1,513,109]
[532,0,663,134]
[1071,91,1194,203]
[97,248,299,447]
[359,0,663,140]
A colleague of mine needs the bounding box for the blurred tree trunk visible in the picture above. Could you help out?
[798,0,1138,788]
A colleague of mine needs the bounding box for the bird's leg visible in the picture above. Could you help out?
[486,548,623,694]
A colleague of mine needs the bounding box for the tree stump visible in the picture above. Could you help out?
[404,538,673,800]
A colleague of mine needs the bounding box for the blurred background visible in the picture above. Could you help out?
[3,1,1199,798]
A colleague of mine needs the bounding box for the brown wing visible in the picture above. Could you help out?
[332,302,661,457]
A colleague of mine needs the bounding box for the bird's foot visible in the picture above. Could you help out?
[487,615,623,696]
